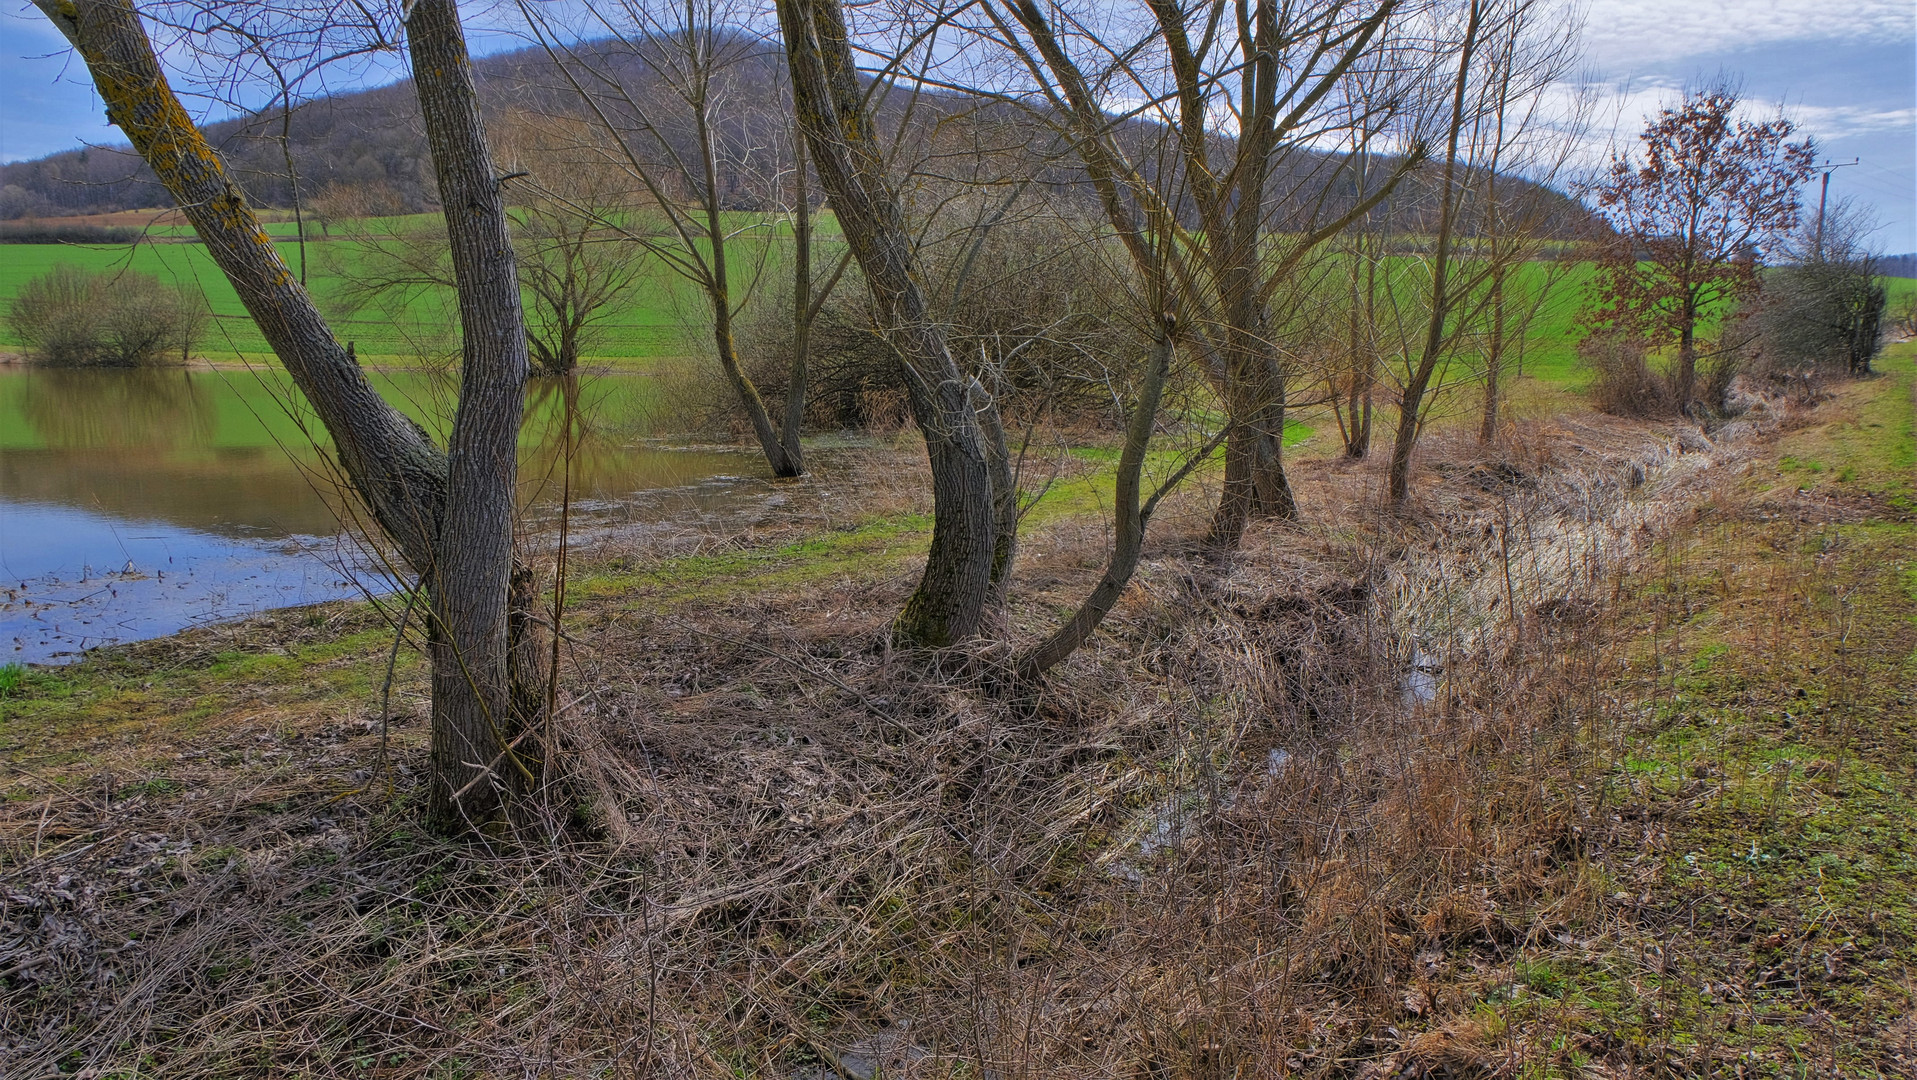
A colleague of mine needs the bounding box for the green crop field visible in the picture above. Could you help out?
[3,216,1906,401]
[0,212,842,364]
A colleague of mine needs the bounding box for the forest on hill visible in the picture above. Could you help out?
[0,33,1597,242]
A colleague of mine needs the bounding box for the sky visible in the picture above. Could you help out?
[1574,0,1916,251]
[3,0,1913,250]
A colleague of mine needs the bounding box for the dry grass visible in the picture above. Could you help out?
[3,371,1902,1078]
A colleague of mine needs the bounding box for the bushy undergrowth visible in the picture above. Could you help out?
[5,263,206,366]
[0,222,142,245]
[1581,330,1744,417]
[0,401,1777,1077]
[668,202,1153,436]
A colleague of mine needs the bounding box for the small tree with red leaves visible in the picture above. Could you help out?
[1585,86,1815,410]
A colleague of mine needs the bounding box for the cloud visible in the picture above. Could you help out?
[1790,103,1917,141]
[1579,0,1915,66]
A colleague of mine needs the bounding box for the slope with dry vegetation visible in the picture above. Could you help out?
[3,347,1913,1077]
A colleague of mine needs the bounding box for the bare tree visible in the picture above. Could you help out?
[34,0,537,831]
[776,0,1013,645]
[493,111,652,376]
[519,0,842,478]
[974,0,1422,545]
[1380,0,1582,509]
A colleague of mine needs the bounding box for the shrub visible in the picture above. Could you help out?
[1751,259,1887,376]
[1578,332,1670,417]
[733,202,1149,432]
[6,264,207,366]
[0,222,142,244]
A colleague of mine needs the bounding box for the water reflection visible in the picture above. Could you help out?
[14,368,219,450]
[0,366,765,661]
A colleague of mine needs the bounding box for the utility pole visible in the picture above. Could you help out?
[1811,158,1859,261]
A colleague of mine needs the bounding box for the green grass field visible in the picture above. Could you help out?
[3,218,1909,395]
[0,212,838,363]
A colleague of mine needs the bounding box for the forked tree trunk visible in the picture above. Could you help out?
[1209,339,1297,546]
[408,0,535,828]
[776,0,1003,646]
[37,0,536,833]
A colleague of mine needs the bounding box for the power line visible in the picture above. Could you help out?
[1810,158,1860,260]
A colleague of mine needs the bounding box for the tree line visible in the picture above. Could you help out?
[27,0,1885,836]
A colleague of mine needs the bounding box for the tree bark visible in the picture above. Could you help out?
[776,0,1002,646]
[1676,292,1699,409]
[1386,0,1482,512]
[783,131,814,472]
[1020,329,1175,677]
[407,0,536,828]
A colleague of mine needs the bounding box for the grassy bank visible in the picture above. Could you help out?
[1,347,1912,1077]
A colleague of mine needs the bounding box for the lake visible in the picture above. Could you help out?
[0,365,767,663]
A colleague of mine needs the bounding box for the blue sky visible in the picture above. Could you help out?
[3,0,1913,249]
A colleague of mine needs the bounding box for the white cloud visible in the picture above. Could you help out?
[1579,0,1915,66]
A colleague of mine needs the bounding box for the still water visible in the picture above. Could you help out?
[0,366,762,663]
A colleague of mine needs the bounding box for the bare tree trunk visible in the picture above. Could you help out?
[695,78,801,478]
[1479,265,1506,443]
[1676,293,1698,409]
[1020,328,1174,676]
[1209,344,1298,545]
[783,131,814,471]
[1386,0,1483,512]
[776,0,1001,646]
[408,0,535,828]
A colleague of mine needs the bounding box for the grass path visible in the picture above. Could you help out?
[1495,344,1917,1072]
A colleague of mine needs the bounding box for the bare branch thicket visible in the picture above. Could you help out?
[1372,0,1587,509]
[1746,197,1888,379]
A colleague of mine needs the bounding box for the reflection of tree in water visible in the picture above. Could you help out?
[16,369,218,450]
[519,375,610,505]
[517,374,742,506]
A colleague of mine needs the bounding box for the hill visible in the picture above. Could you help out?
[0,38,1597,242]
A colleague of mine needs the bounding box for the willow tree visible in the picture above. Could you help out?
[34,0,537,831]
[774,0,1013,646]
[977,0,1420,545]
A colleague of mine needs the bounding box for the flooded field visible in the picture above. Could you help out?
[0,365,767,662]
